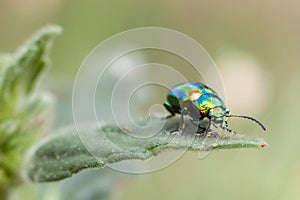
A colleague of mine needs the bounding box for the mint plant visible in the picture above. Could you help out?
[0,25,61,198]
[0,26,268,200]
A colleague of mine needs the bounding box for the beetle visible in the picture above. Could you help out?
[163,82,266,134]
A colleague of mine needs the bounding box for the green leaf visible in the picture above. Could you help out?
[25,118,268,182]
[0,25,62,107]
[0,25,61,191]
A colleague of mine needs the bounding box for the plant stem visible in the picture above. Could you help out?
[0,186,9,200]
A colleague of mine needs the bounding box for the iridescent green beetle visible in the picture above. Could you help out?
[164,82,266,134]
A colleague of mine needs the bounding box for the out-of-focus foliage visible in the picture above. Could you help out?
[0,25,61,197]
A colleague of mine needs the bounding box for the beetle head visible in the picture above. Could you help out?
[209,107,230,125]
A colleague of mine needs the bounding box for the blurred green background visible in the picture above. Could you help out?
[1,0,300,200]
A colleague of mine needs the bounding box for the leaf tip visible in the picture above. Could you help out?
[40,25,63,36]
[260,142,269,148]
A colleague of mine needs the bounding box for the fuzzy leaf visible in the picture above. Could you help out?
[25,118,268,182]
[0,25,62,107]
[0,25,61,190]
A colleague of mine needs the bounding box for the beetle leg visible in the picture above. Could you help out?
[219,124,236,134]
[225,120,228,127]
[164,114,175,119]
[179,114,185,130]
[163,102,178,118]
[212,122,218,129]
[181,100,201,120]
[181,100,203,133]
[204,120,211,135]
[198,124,206,132]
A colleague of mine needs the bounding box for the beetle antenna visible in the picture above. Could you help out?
[229,114,267,131]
